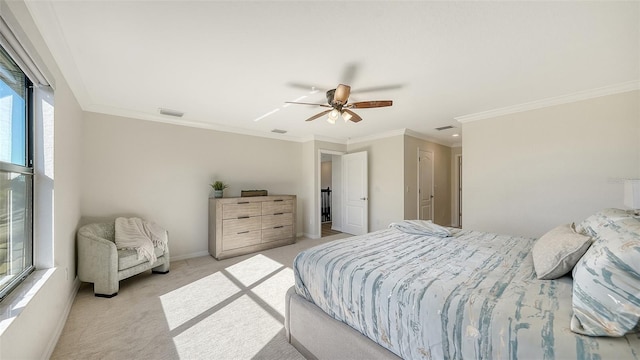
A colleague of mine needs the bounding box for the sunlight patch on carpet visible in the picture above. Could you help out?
[160,272,240,330]
[226,254,284,286]
[172,294,282,358]
[252,267,294,318]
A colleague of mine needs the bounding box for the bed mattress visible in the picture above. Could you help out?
[293,226,640,359]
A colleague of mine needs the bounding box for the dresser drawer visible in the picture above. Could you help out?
[222,217,261,236]
[262,225,293,243]
[222,202,261,219]
[262,200,293,215]
[262,213,293,229]
[223,230,261,250]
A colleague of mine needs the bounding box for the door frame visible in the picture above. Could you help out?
[317,149,345,237]
[454,154,462,228]
[417,149,434,221]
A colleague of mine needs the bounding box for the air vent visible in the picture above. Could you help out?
[435,125,455,131]
[158,108,184,117]
[271,129,287,134]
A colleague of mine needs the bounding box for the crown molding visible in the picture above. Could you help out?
[84,105,459,148]
[346,128,407,145]
[84,104,308,143]
[403,129,454,147]
[455,80,640,124]
[299,134,349,145]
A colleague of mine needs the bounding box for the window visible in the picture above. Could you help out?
[0,44,33,301]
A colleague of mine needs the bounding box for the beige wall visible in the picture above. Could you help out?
[403,135,452,226]
[81,112,304,258]
[462,90,640,238]
[348,135,405,232]
[0,1,84,358]
[320,161,331,189]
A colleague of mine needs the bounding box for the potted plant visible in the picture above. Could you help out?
[210,181,228,198]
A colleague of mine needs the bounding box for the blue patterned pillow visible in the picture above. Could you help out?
[571,218,640,336]
[575,208,636,237]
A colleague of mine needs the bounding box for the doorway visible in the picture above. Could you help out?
[317,150,369,237]
[319,150,344,238]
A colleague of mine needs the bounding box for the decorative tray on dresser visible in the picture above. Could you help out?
[208,195,296,260]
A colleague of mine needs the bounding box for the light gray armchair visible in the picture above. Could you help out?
[77,222,170,297]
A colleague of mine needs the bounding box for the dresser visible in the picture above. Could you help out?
[208,195,296,259]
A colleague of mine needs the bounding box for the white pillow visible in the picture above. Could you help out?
[532,223,592,280]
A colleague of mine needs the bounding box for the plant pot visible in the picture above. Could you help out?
[213,190,223,198]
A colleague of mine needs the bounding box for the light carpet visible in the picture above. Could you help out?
[52,234,350,360]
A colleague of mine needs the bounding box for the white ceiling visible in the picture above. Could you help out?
[25,1,640,146]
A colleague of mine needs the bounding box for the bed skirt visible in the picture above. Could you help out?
[285,286,400,360]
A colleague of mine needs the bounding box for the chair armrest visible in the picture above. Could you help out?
[77,230,118,283]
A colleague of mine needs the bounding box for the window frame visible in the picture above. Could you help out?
[0,53,34,302]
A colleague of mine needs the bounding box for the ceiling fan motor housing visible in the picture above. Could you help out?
[326,89,335,105]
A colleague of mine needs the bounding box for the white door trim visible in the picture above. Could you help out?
[455,154,462,228]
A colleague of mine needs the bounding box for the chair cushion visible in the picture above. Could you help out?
[118,246,165,270]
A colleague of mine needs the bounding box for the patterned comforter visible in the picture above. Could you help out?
[293,226,640,359]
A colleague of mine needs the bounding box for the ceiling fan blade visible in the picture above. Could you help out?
[351,84,404,94]
[348,100,393,109]
[344,109,362,123]
[286,82,328,93]
[305,109,333,122]
[285,101,332,107]
[333,84,351,104]
[340,63,359,85]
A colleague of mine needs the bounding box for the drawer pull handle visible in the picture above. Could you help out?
[274,199,284,202]
[274,226,284,229]
[274,212,284,215]
[238,216,250,219]
[237,231,250,234]
[237,201,250,204]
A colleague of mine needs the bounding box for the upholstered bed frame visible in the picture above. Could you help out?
[284,287,400,360]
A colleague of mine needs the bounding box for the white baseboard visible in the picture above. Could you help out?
[303,232,321,239]
[171,250,210,261]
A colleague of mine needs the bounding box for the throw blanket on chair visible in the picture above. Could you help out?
[115,217,168,265]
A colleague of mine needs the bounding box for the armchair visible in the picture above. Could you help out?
[77,222,170,297]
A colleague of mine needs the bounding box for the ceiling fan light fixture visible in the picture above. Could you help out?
[342,111,352,122]
[327,108,339,124]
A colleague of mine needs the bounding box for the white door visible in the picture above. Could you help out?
[418,150,434,221]
[342,151,368,235]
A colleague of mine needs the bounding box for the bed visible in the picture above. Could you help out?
[285,212,640,359]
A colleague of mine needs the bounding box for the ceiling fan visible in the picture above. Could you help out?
[286,84,393,124]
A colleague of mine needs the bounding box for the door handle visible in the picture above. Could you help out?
[360,197,367,200]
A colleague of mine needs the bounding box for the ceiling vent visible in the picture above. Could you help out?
[435,125,456,131]
[271,129,287,134]
[158,108,184,117]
